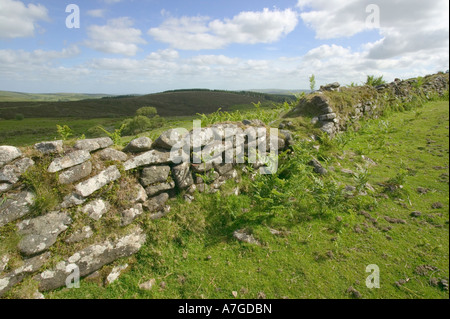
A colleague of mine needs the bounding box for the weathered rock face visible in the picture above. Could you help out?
[65,226,94,244]
[143,193,169,213]
[58,161,93,185]
[123,137,153,153]
[74,138,113,153]
[98,148,128,162]
[0,191,35,227]
[75,166,121,198]
[48,150,91,173]
[123,150,172,171]
[35,227,146,292]
[34,141,63,155]
[81,199,110,221]
[0,252,51,298]
[145,181,176,197]
[140,166,171,186]
[121,204,144,226]
[17,212,72,256]
[0,158,34,185]
[0,146,22,168]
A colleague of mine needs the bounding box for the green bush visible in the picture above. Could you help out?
[136,106,158,118]
[15,113,24,121]
[366,75,387,87]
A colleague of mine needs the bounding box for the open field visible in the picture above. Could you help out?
[0,91,110,102]
[39,99,449,299]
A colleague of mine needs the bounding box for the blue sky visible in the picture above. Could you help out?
[0,0,448,94]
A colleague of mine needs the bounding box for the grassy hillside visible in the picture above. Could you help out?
[41,99,448,300]
[0,91,109,102]
[0,90,292,120]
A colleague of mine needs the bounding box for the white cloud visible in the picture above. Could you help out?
[0,0,49,39]
[0,46,80,66]
[87,9,105,18]
[148,8,299,50]
[85,17,146,56]
[297,0,449,59]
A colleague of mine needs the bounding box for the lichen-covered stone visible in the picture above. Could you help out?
[17,212,72,256]
[0,191,35,227]
[34,141,63,155]
[0,158,34,184]
[48,150,91,173]
[58,161,92,185]
[140,165,171,186]
[98,148,128,162]
[106,264,128,285]
[74,137,113,153]
[172,162,194,189]
[143,193,169,213]
[75,166,121,198]
[0,146,21,168]
[58,192,86,209]
[81,199,110,221]
[65,226,94,244]
[154,129,187,150]
[0,252,50,298]
[123,150,172,171]
[35,227,146,292]
[121,204,144,226]
[123,137,153,153]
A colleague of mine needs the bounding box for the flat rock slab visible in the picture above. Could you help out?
[140,166,171,186]
[75,166,121,198]
[124,150,172,171]
[145,181,175,197]
[48,150,91,173]
[0,146,22,168]
[0,252,50,298]
[74,138,113,153]
[123,137,153,153]
[34,141,63,155]
[0,191,35,227]
[58,161,92,185]
[98,148,128,162]
[36,227,146,292]
[143,193,169,213]
[17,212,72,256]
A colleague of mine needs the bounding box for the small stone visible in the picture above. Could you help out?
[74,137,113,153]
[81,199,110,221]
[123,137,153,153]
[347,286,362,299]
[431,202,444,209]
[410,211,422,218]
[143,193,169,213]
[139,278,156,291]
[98,148,128,162]
[140,166,171,186]
[58,161,92,185]
[233,229,261,246]
[48,150,91,173]
[121,204,144,226]
[34,141,63,155]
[65,226,94,244]
[74,166,121,198]
[106,264,128,285]
[0,191,35,227]
[0,146,22,168]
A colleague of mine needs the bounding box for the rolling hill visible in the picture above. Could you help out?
[0,90,295,120]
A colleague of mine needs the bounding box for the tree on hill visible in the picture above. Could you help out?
[136,106,158,118]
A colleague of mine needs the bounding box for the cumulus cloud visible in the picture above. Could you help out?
[0,0,49,39]
[87,9,105,18]
[148,8,299,50]
[297,0,449,59]
[85,17,146,56]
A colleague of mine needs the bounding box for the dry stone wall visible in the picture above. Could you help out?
[0,72,449,298]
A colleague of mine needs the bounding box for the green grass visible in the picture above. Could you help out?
[0,91,109,102]
[42,99,449,299]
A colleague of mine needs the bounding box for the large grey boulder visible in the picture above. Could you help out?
[172,162,194,189]
[123,137,153,153]
[17,212,72,256]
[143,193,169,213]
[74,166,121,198]
[74,137,113,153]
[145,181,176,197]
[98,148,128,162]
[81,199,110,221]
[58,161,92,185]
[154,129,187,150]
[0,191,35,227]
[140,166,171,187]
[34,141,63,155]
[48,150,91,173]
[35,227,146,292]
[123,150,172,171]
[0,146,21,168]
[0,252,50,298]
